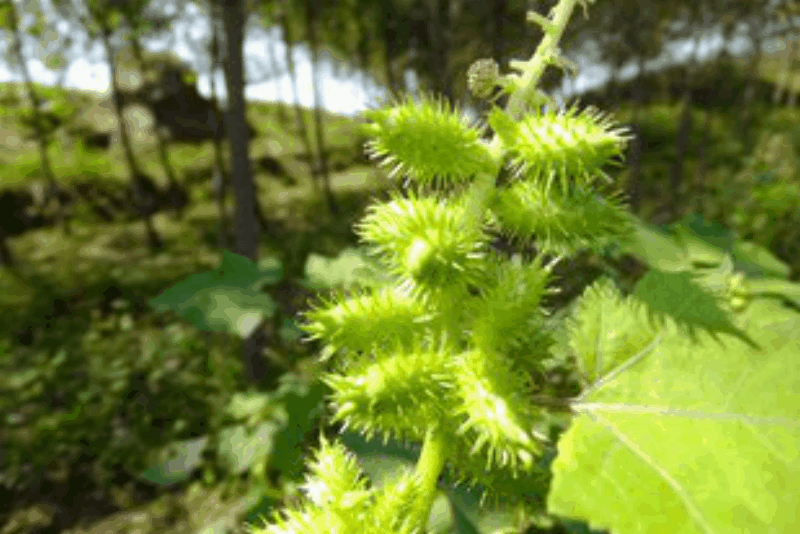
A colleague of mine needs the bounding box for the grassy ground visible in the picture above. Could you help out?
[0,81,391,305]
[0,82,395,534]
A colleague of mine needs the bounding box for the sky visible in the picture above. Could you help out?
[0,0,797,121]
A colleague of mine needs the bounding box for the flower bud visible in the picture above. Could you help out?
[467,58,501,100]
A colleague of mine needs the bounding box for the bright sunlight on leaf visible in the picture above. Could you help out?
[548,297,800,534]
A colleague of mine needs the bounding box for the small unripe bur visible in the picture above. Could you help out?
[467,58,501,100]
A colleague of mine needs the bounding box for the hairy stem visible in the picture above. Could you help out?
[412,424,449,530]
[506,0,584,119]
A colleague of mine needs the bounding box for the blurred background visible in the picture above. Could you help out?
[0,0,798,533]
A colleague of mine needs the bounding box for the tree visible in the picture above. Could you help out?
[117,2,189,219]
[1,0,72,235]
[206,2,233,249]
[219,0,268,385]
[50,0,166,250]
[270,2,317,190]
[303,0,337,214]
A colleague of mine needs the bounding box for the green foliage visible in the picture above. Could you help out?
[249,0,650,532]
[566,277,658,386]
[726,127,800,265]
[0,37,384,531]
[618,212,800,310]
[1,251,324,525]
[149,251,284,338]
[301,246,392,290]
[0,296,244,493]
[548,296,799,533]
[130,3,798,534]
[137,249,387,526]
[139,365,328,501]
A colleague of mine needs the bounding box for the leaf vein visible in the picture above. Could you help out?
[589,411,717,534]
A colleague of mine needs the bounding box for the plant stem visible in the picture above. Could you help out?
[411,424,448,530]
[506,0,583,119]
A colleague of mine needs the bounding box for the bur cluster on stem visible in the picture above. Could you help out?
[250,1,637,532]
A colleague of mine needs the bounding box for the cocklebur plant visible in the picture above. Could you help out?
[248,0,800,533]
[249,1,622,532]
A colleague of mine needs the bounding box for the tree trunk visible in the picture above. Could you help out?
[379,4,403,99]
[424,0,455,107]
[738,13,765,149]
[220,0,259,260]
[97,21,163,250]
[220,0,269,386]
[125,32,187,220]
[208,2,231,249]
[8,2,70,236]
[304,0,337,214]
[666,33,701,224]
[625,57,646,213]
[278,13,316,189]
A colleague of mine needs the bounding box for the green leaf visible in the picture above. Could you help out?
[257,255,285,284]
[547,298,800,534]
[266,372,328,481]
[301,247,390,290]
[567,277,659,386]
[149,251,281,337]
[337,430,532,533]
[632,269,757,349]
[621,216,689,273]
[673,225,728,267]
[217,422,281,475]
[226,391,274,420]
[691,255,735,295]
[139,436,209,487]
[733,241,791,279]
[176,287,276,337]
[670,213,737,258]
[559,518,608,534]
[447,492,482,534]
[747,278,800,309]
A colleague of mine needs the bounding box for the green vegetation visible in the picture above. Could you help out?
[0,78,389,534]
[134,2,800,534]
[1,9,799,534]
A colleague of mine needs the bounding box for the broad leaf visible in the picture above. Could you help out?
[672,226,726,267]
[670,213,737,259]
[632,269,757,349]
[337,430,532,533]
[733,241,791,280]
[139,436,209,487]
[567,277,658,386]
[548,297,800,533]
[747,278,800,309]
[149,251,281,337]
[621,216,689,273]
[302,247,391,290]
[217,422,281,475]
